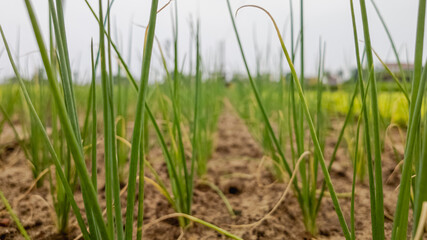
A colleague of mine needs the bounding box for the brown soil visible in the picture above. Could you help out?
[0,104,410,240]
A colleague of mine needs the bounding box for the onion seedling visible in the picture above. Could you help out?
[226,1,351,238]
[0,190,30,240]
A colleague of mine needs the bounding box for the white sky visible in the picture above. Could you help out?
[0,0,422,83]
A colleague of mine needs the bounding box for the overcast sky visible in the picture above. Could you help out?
[0,0,422,83]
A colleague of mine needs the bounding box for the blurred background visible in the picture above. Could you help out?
[0,0,420,83]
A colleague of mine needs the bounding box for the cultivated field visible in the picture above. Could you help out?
[0,0,426,239]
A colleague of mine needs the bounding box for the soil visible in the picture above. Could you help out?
[0,103,411,240]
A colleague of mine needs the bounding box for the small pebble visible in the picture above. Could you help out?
[0,218,10,227]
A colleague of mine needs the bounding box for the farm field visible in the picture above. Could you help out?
[1,0,427,240]
[0,99,406,239]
